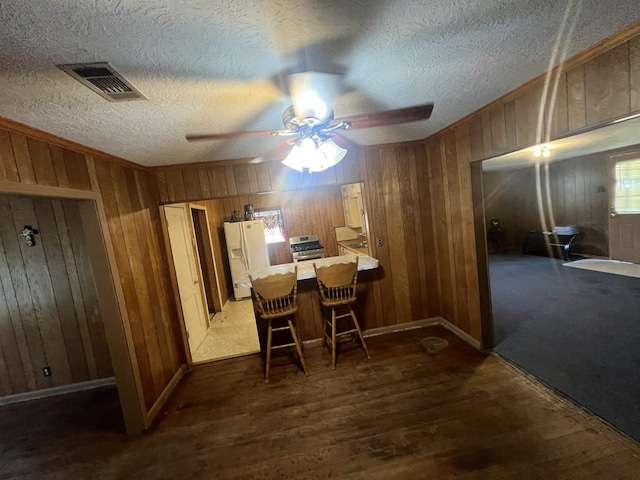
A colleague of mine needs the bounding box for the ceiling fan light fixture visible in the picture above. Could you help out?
[281,136,347,173]
[294,90,329,121]
[309,138,347,173]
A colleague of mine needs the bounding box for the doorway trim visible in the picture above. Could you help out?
[159,204,211,365]
[189,203,224,314]
[0,180,146,434]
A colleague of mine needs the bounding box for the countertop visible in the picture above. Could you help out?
[234,253,379,289]
[337,240,370,256]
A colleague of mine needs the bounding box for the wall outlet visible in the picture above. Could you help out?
[42,366,52,377]
[377,237,383,247]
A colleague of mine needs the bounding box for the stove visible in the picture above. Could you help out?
[289,234,325,261]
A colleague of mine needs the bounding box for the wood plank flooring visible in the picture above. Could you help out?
[2,325,640,479]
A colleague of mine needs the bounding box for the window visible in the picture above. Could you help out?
[254,207,286,244]
[614,159,640,214]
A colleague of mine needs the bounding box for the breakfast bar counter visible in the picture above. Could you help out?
[235,253,380,343]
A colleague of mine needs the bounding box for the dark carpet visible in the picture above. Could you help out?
[489,251,640,442]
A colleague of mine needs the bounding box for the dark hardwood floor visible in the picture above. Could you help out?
[2,325,640,479]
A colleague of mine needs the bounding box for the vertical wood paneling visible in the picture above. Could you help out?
[49,146,69,188]
[414,144,440,317]
[0,194,114,396]
[94,160,157,409]
[27,139,58,187]
[403,146,428,321]
[443,132,468,332]
[63,150,93,192]
[182,168,202,200]
[489,105,507,154]
[584,44,630,125]
[233,164,251,195]
[0,130,20,182]
[427,139,455,322]
[10,133,36,184]
[567,65,587,130]
[0,199,40,391]
[0,128,184,426]
[0,252,30,393]
[255,163,271,192]
[135,170,183,372]
[381,146,411,325]
[198,167,212,199]
[51,200,98,379]
[549,72,569,137]
[34,198,89,383]
[630,37,640,111]
[514,86,542,148]
[364,147,395,329]
[504,101,517,151]
[156,171,170,203]
[454,125,482,340]
[10,196,72,386]
[481,112,493,158]
[165,170,187,203]
[225,166,238,196]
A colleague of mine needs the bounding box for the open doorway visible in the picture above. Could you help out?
[161,202,260,364]
[0,183,147,434]
[474,119,640,443]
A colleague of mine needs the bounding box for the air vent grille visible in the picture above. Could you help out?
[58,62,146,102]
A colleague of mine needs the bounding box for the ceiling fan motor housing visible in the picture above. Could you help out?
[282,105,334,132]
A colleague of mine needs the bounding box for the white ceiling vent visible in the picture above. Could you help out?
[58,62,146,102]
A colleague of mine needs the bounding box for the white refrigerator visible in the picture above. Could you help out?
[224,219,271,300]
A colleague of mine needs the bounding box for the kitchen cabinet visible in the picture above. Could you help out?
[342,183,364,230]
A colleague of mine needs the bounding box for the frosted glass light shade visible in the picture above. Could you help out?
[281,137,347,173]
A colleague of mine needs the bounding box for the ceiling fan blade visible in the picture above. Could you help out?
[334,103,434,130]
[250,139,294,163]
[186,129,292,142]
[329,132,360,150]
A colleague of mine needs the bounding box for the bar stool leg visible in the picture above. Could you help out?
[350,308,370,359]
[287,318,308,376]
[265,320,273,383]
[331,307,337,370]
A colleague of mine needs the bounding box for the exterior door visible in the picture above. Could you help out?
[164,205,209,352]
[609,154,640,263]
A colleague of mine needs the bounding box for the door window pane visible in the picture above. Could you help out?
[614,159,640,214]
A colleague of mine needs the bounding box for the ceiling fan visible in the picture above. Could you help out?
[186,75,434,172]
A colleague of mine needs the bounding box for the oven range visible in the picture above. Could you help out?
[289,234,325,261]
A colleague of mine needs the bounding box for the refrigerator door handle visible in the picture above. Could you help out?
[242,223,252,270]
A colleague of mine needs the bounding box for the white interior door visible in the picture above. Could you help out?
[164,205,209,352]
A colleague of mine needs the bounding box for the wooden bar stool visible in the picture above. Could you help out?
[249,266,308,383]
[313,258,370,369]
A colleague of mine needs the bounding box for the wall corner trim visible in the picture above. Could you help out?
[144,364,188,429]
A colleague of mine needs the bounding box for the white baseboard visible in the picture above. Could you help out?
[0,377,116,406]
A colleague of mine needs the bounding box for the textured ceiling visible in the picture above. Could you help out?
[1,1,640,167]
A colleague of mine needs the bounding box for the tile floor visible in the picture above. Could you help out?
[191,299,261,364]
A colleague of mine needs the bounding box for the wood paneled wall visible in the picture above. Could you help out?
[421,33,640,344]
[157,146,443,331]
[0,126,184,415]
[484,154,610,256]
[0,195,112,396]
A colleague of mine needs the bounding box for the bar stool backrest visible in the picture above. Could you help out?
[313,258,358,306]
[249,267,298,318]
